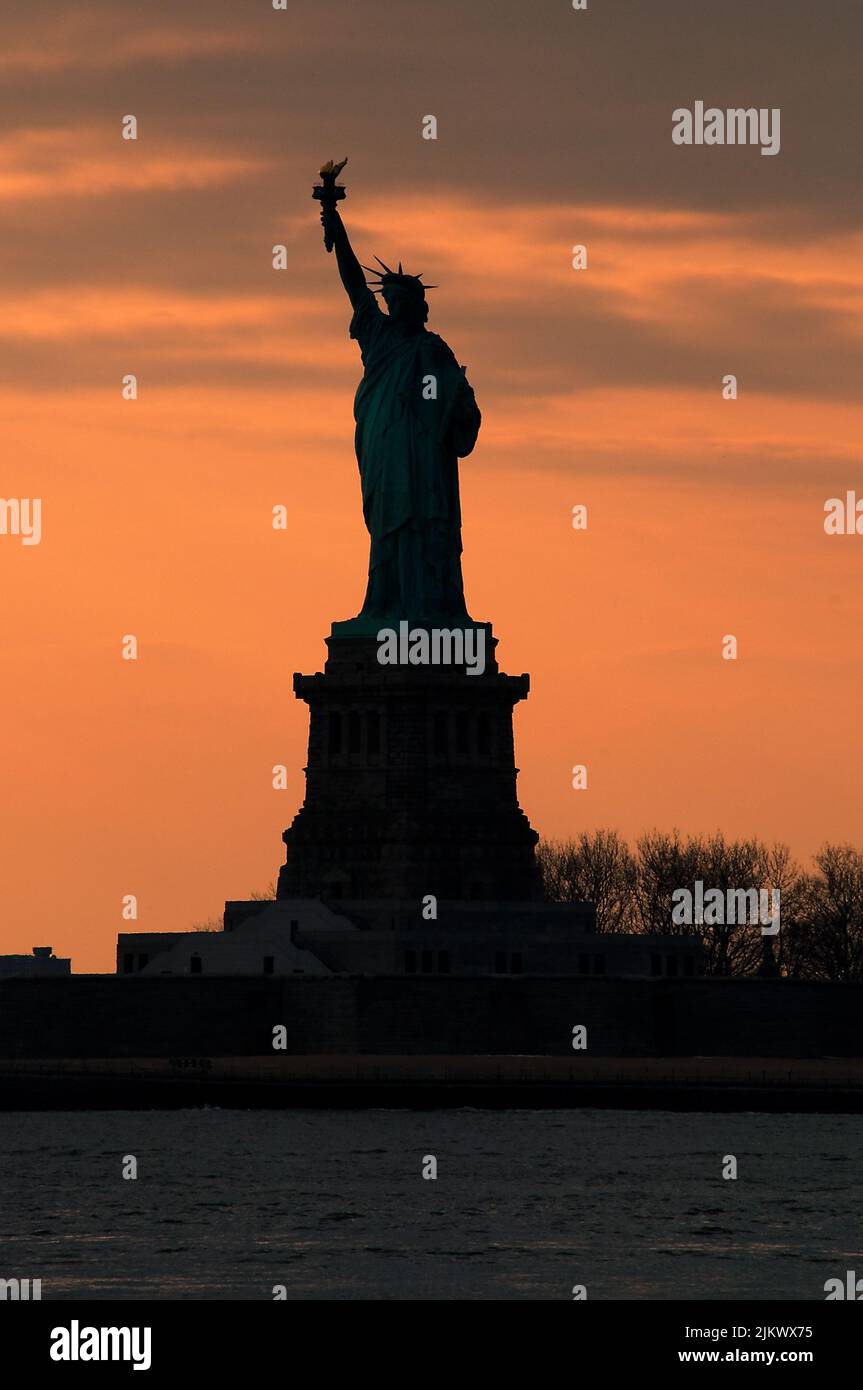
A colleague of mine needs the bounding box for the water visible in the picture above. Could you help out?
[1,1109,859,1300]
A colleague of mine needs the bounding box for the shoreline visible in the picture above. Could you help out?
[2,1055,861,1112]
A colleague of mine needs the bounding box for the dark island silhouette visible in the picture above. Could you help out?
[1,164,861,1112]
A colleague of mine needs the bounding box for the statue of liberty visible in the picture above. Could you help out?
[315,161,482,635]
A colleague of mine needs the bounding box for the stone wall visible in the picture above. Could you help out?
[0,975,860,1058]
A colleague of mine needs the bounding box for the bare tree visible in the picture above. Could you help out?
[765,842,811,979]
[631,829,702,937]
[697,833,773,977]
[630,830,799,977]
[537,830,636,933]
[541,828,863,978]
[800,844,863,981]
[189,916,223,933]
[250,880,278,901]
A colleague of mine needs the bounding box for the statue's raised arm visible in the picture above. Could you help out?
[312,158,365,309]
[323,206,366,309]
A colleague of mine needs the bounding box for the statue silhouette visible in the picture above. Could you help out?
[319,194,481,635]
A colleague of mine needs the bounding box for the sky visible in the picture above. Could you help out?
[1,0,861,971]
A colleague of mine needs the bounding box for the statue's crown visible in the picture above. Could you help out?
[361,257,437,295]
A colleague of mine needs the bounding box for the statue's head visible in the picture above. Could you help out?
[381,278,429,327]
[363,258,436,328]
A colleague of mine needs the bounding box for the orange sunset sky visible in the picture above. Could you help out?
[1,0,861,971]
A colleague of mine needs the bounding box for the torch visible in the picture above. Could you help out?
[313,158,348,252]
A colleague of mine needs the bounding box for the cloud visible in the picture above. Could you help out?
[2,177,862,434]
[0,0,859,220]
[0,126,271,201]
[0,16,265,74]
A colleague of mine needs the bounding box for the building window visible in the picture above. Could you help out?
[510,952,523,975]
[366,710,381,755]
[263,956,275,976]
[328,711,342,755]
[123,952,134,974]
[421,949,434,974]
[438,950,450,974]
[651,954,662,977]
[348,710,362,753]
[190,956,202,975]
[433,710,448,756]
[593,954,606,975]
[666,955,679,978]
[405,950,417,974]
[495,950,507,974]
[137,953,149,971]
[578,953,590,975]
[477,711,491,756]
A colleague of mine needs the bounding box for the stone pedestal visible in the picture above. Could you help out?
[277,630,540,906]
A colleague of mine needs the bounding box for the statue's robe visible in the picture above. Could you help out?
[348,289,481,625]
